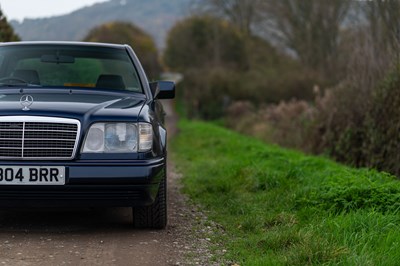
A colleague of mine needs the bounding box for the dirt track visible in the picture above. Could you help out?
[0,100,217,266]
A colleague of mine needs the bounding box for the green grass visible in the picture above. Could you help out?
[171,119,400,265]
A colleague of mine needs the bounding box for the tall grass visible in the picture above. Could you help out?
[172,120,400,265]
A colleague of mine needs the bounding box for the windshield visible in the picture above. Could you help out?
[0,44,143,93]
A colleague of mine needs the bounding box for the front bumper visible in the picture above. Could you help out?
[0,158,165,207]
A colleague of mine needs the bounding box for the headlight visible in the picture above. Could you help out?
[82,122,152,153]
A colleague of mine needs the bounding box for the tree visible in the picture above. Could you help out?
[0,7,20,42]
[197,0,349,84]
[164,16,246,71]
[164,16,316,119]
[363,0,400,52]
[164,16,247,119]
[262,0,350,83]
[197,0,262,35]
[84,22,161,79]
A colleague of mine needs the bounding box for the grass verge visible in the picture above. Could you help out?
[171,119,400,265]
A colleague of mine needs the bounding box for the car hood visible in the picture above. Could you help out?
[0,88,146,123]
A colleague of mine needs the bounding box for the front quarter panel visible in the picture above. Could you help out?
[138,102,166,158]
[125,45,167,157]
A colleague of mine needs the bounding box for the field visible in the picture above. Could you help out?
[171,120,400,265]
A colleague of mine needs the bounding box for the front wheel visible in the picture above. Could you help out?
[132,174,167,229]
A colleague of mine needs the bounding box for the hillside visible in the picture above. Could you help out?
[10,0,190,48]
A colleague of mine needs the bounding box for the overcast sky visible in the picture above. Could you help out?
[1,0,109,21]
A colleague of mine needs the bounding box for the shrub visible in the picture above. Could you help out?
[226,62,400,178]
[310,83,369,165]
[180,67,239,119]
[362,69,400,175]
[226,99,315,150]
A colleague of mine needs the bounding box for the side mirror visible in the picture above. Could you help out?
[149,81,175,99]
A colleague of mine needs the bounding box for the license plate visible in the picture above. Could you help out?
[0,166,65,185]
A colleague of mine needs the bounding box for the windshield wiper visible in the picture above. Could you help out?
[0,77,42,88]
[0,82,42,88]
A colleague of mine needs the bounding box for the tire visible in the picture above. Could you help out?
[132,173,167,229]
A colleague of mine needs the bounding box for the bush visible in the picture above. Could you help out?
[305,59,400,176]
[226,99,315,150]
[242,32,400,177]
[363,69,400,175]
[310,83,369,165]
[181,67,238,119]
[226,62,400,178]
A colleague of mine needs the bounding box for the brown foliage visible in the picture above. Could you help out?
[226,99,314,150]
[232,26,400,176]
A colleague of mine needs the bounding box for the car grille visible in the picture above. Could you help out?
[0,117,80,160]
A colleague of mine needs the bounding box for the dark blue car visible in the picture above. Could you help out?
[0,41,175,229]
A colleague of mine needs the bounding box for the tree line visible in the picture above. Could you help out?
[164,0,400,177]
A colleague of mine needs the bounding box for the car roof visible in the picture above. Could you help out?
[0,41,128,49]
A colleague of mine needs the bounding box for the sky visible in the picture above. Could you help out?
[1,0,109,21]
